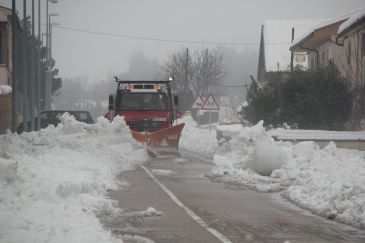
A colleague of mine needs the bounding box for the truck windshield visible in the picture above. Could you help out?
[120,93,168,110]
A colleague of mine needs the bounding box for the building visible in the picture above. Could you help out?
[0,4,12,134]
[257,19,325,82]
[290,8,365,88]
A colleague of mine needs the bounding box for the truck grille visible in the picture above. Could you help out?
[127,119,166,132]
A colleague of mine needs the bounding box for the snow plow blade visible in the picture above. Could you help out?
[131,123,185,153]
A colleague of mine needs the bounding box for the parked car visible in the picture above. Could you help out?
[17,110,94,134]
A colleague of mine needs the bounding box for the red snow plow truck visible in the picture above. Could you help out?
[106,77,185,154]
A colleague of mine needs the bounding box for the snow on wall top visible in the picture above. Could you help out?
[337,8,365,35]
[0,85,11,95]
[270,128,365,141]
[265,19,324,72]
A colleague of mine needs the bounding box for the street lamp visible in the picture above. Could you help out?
[45,0,58,110]
[48,14,58,61]
[49,23,59,56]
[46,0,58,60]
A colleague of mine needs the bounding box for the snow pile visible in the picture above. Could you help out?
[211,122,365,228]
[0,84,12,95]
[179,114,218,157]
[0,114,148,243]
[213,121,285,176]
[0,158,17,182]
[277,142,365,227]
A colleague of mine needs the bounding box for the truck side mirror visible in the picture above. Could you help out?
[108,94,114,110]
[174,95,179,106]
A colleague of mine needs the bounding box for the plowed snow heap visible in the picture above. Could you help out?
[106,77,185,154]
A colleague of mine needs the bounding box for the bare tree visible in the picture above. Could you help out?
[192,49,225,97]
[163,48,224,112]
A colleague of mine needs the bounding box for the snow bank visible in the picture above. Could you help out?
[0,158,17,182]
[277,142,365,227]
[213,121,285,176]
[211,122,365,228]
[179,114,218,158]
[0,114,148,243]
[0,84,12,95]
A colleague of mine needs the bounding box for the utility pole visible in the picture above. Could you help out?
[30,0,36,131]
[184,48,188,87]
[290,27,295,72]
[184,48,191,121]
[45,0,50,110]
[11,0,16,132]
[36,0,41,130]
[44,0,58,110]
[22,0,28,132]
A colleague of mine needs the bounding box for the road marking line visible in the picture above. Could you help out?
[139,164,232,243]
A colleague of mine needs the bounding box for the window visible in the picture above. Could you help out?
[119,93,168,111]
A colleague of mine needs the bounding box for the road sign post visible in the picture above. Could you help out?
[191,96,205,126]
[201,94,220,132]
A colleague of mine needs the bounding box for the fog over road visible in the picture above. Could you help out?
[109,152,365,243]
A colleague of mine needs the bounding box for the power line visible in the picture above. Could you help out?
[49,24,291,46]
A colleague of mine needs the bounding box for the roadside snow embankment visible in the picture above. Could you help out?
[179,115,218,157]
[211,122,365,228]
[0,114,147,243]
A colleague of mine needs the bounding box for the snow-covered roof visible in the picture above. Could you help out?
[0,84,11,95]
[0,0,11,9]
[291,9,363,49]
[265,19,325,72]
[337,8,365,36]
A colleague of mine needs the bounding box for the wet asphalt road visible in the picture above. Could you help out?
[109,152,365,243]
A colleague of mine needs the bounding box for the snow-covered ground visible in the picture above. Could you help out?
[0,114,148,243]
[209,121,365,229]
[2,112,365,242]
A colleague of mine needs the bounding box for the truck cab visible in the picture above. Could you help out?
[108,81,176,133]
[107,78,184,152]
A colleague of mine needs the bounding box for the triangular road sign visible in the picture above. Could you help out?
[191,96,205,109]
[202,94,220,110]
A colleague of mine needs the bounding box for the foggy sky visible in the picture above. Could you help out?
[13,0,365,83]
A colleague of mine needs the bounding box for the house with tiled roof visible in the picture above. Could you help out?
[257,19,325,82]
[290,8,365,88]
[0,3,13,133]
